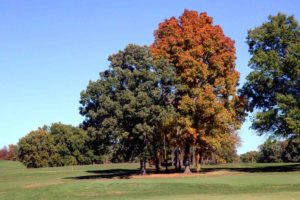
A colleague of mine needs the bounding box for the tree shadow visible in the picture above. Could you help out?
[66,168,179,180]
[65,163,300,180]
[65,168,140,179]
[200,163,300,173]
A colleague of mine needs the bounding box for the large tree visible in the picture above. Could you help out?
[151,9,243,173]
[240,13,300,139]
[80,44,177,174]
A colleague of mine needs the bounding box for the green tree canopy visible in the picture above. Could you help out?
[240,151,259,163]
[258,138,286,163]
[282,137,300,162]
[18,123,94,168]
[241,13,300,138]
[50,123,95,165]
[18,129,57,168]
[80,44,177,174]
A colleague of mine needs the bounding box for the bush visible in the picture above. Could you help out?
[18,130,56,168]
[18,123,95,168]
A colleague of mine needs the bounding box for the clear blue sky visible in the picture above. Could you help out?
[1,0,299,154]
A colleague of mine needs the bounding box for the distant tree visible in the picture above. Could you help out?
[151,9,244,173]
[0,146,8,160]
[240,13,300,138]
[18,130,57,168]
[243,138,300,163]
[18,124,93,168]
[6,144,18,161]
[240,151,259,163]
[282,138,300,162]
[200,132,240,164]
[258,138,286,163]
[80,45,177,174]
[212,133,241,164]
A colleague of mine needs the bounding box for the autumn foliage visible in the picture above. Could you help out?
[0,144,18,161]
[151,10,243,167]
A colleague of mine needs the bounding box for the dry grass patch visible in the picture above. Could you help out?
[75,191,127,197]
[24,181,64,189]
[132,170,240,179]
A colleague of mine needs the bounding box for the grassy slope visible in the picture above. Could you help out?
[1,161,300,200]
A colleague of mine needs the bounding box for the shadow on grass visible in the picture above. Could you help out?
[65,168,180,180]
[65,163,300,180]
[65,169,140,179]
[201,163,300,173]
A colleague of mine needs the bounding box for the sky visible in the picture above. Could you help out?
[1,0,299,154]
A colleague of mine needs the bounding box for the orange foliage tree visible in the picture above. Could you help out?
[6,144,18,161]
[151,9,244,173]
[0,144,18,161]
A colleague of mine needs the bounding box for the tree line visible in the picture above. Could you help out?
[240,137,300,163]
[17,123,100,168]
[0,144,18,161]
[13,10,300,173]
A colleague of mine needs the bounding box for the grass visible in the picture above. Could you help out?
[1,161,300,200]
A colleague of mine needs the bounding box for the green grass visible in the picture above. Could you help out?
[1,161,300,200]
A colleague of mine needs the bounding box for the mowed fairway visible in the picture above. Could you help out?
[1,161,300,200]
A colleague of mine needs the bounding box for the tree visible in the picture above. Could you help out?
[240,151,259,163]
[18,124,93,168]
[0,145,18,161]
[151,9,243,173]
[241,138,300,163]
[209,132,241,164]
[240,13,300,138]
[6,144,18,161]
[258,138,286,163]
[80,44,177,174]
[0,146,8,160]
[282,137,300,162]
[49,123,94,165]
[18,129,57,168]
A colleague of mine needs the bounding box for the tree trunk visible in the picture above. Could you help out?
[165,160,168,172]
[154,150,160,173]
[179,149,182,170]
[140,158,146,175]
[192,146,196,168]
[196,150,201,172]
[174,148,178,170]
[171,147,174,167]
[183,145,192,174]
[174,147,182,171]
[184,165,192,174]
[163,133,168,172]
[175,127,182,172]
[148,158,152,168]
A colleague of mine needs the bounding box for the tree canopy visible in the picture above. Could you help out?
[18,123,94,168]
[80,44,177,173]
[151,9,243,172]
[18,129,56,168]
[0,144,18,161]
[241,13,300,139]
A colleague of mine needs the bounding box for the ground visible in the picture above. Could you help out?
[1,161,300,200]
